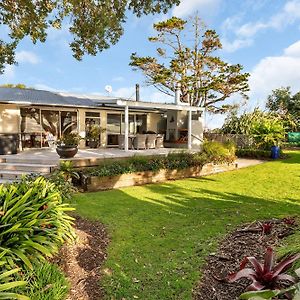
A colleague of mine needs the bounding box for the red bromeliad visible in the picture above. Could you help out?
[228,247,300,291]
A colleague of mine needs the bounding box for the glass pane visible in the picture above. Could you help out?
[61,111,78,135]
[107,114,121,134]
[41,110,59,137]
[20,108,41,133]
[86,112,100,118]
[121,114,135,134]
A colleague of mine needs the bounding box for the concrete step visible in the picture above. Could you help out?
[0,170,37,180]
[4,158,59,165]
[0,163,55,173]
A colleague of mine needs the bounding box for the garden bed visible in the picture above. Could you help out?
[86,162,237,191]
[53,216,109,300]
[194,218,297,300]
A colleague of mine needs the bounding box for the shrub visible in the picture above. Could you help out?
[202,140,236,164]
[236,149,271,159]
[0,177,75,271]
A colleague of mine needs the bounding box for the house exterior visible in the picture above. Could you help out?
[0,87,204,154]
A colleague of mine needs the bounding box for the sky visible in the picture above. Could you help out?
[1,0,300,128]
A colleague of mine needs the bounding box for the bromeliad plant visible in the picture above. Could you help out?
[228,247,300,291]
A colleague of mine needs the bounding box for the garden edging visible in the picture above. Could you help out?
[86,161,238,191]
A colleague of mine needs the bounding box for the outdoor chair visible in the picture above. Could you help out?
[156,134,164,148]
[146,134,157,149]
[133,134,147,150]
[118,135,133,149]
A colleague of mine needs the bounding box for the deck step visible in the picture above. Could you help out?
[4,158,59,165]
[0,170,39,180]
[0,178,17,185]
[0,163,55,173]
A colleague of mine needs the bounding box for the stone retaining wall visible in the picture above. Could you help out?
[86,162,238,192]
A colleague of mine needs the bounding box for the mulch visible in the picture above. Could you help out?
[53,216,109,300]
[193,218,298,300]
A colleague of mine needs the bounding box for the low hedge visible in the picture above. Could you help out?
[236,148,272,159]
[84,141,236,179]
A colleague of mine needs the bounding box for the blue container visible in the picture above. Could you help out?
[271,146,280,159]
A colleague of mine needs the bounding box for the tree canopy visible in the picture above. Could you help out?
[0,0,179,74]
[266,87,300,131]
[130,15,250,113]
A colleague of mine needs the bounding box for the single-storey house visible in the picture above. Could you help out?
[0,87,204,154]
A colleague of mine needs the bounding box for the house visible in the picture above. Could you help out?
[0,87,204,154]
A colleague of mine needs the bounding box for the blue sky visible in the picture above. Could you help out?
[1,0,300,128]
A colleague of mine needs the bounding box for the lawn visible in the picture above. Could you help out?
[74,151,300,300]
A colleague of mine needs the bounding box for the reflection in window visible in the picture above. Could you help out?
[41,110,59,137]
[61,111,77,135]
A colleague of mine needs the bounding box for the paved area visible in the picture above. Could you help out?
[236,158,265,168]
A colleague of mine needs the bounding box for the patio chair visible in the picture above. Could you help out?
[133,134,147,150]
[146,134,157,149]
[156,134,164,148]
[118,135,133,149]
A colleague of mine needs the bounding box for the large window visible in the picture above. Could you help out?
[61,111,77,135]
[85,112,101,147]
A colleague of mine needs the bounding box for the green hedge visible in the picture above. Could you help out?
[84,141,236,178]
[236,148,272,159]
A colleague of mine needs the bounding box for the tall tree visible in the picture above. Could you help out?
[130,16,250,113]
[0,0,179,74]
[266,87,300,131]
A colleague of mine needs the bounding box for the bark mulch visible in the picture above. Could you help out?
[194,218,297,300]
[53,216,109,300]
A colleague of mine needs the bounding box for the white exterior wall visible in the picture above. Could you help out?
[0,104,20,133]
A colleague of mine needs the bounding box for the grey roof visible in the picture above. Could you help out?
[0,87,121,108]
[0,87,204,112]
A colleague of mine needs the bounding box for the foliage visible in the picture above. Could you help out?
[202,140,236,164]
[86,124,105,142]
[58,132,81,146]
[130,15,249,112]
[58,161,80,181]
[0,266,29,300]
[0,83,28,89]
[17,261,69,300]
[84,147,235,178]
[236,149,272,159]
[222,109,286,149]
[0,0,179,74]
[228,247,300,291]
[0,177,75,271]
[74,151,300,299]
[266,87,300,131]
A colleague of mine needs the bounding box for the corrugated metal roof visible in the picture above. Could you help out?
[0,87,121,108]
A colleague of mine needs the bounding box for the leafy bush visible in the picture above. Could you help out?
[0,177,75,271]
[202,140,236,164]
[228,247,300,291]
[236,149,272,159]
[18,261,69,300]
[0,265,29,300]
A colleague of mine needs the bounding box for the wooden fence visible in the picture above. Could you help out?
[203,133,254,148]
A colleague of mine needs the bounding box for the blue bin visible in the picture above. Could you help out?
[271,146,280,159]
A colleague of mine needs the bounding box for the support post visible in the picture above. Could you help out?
[124,105,129,151]
[188,109,192,150]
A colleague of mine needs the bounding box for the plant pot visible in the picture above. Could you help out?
[88,140,100,149]
[56,145,78,158]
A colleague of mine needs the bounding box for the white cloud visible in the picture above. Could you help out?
[16,51,40,64]
[172,0,221,18]
[33,83,60,92]
[248,40,300,108]
[222,0,300,52]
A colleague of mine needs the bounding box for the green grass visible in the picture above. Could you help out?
[18,261,69,300]
[74,151,300,300]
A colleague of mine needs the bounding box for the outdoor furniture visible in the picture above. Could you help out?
[146,134,157,149]
[133,134,147,149]
[118,135,133,149]
[156,134,164,148]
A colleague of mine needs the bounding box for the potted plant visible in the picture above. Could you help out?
[56,132,81,158]
[86,125,105,148]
